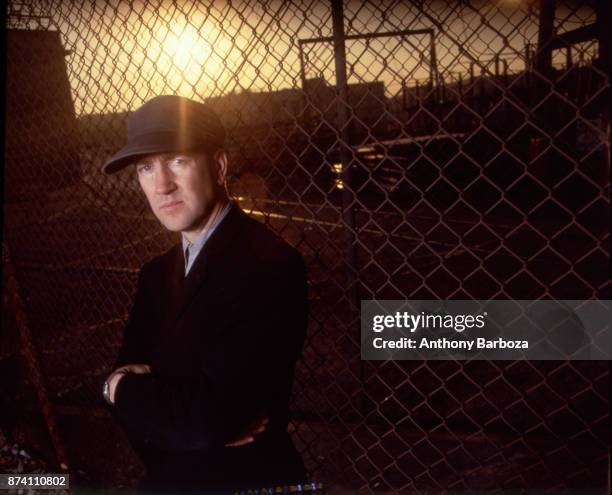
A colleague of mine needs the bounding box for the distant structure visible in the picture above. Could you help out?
[206,76,386,132]
[5,27,81,200]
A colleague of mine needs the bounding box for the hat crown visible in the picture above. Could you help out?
[102,95,225,174]
[127,95,224,141]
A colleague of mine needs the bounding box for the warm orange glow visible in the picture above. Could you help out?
[156,24,214,89]
[165,25,211,72]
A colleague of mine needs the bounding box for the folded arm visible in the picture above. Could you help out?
[109,250,307,452]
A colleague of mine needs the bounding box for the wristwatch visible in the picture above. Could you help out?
[103,369,128,405]
[102,379,112,405]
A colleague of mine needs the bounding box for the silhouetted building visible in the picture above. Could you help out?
[5,29,81,200]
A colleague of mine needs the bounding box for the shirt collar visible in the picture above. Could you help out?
[181,201,233,253]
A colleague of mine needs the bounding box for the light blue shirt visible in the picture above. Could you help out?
[181,201,233,276]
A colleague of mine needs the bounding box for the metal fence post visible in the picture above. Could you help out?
[330,0,365,416]
[330,0,360,311]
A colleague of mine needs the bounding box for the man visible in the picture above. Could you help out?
[101,95,309,493]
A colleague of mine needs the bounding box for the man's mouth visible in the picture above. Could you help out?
[159,201,183,211]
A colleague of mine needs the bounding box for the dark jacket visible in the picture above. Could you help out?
[112,204,308,493]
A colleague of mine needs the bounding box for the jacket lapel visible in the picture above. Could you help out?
[160,242,186,328]
[169,204,247,324]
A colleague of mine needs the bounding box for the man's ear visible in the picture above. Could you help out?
[212,149,228,186]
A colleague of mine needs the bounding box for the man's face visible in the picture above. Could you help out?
[135,150,228,240]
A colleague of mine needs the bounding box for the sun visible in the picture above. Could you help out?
[147,19,229,94]
[166,25,211,71]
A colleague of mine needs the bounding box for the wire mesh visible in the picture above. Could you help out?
[3,0,610,492]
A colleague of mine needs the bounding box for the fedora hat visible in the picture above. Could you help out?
[102,95,225,174]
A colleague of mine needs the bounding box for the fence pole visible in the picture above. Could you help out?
[330,0,359,306]
[536,0,555,74]
[2,236,70,472]
[298,41,312,125]
[330,0,364,414]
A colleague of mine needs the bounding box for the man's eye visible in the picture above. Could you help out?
[137,164,152,173]
[173,157,188,165]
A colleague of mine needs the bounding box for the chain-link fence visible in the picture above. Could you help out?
[3,0,610,492]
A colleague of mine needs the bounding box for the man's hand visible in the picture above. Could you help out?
[224,416,269,447]
[105,365,267,447]
[106,364,151,404]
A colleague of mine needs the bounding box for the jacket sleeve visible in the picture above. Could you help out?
[113,249,308,451]
[109,261,160,461]
[114,261,157,369]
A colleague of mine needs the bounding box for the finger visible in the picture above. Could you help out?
[225,436,254,447]
[226,438,245,447]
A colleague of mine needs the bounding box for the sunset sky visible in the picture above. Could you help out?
[26,0,597,115]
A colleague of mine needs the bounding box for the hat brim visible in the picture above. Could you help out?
[101,131,219,174]
[102,143,179,174]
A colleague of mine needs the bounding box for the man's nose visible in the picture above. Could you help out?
[154,166,177,194]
